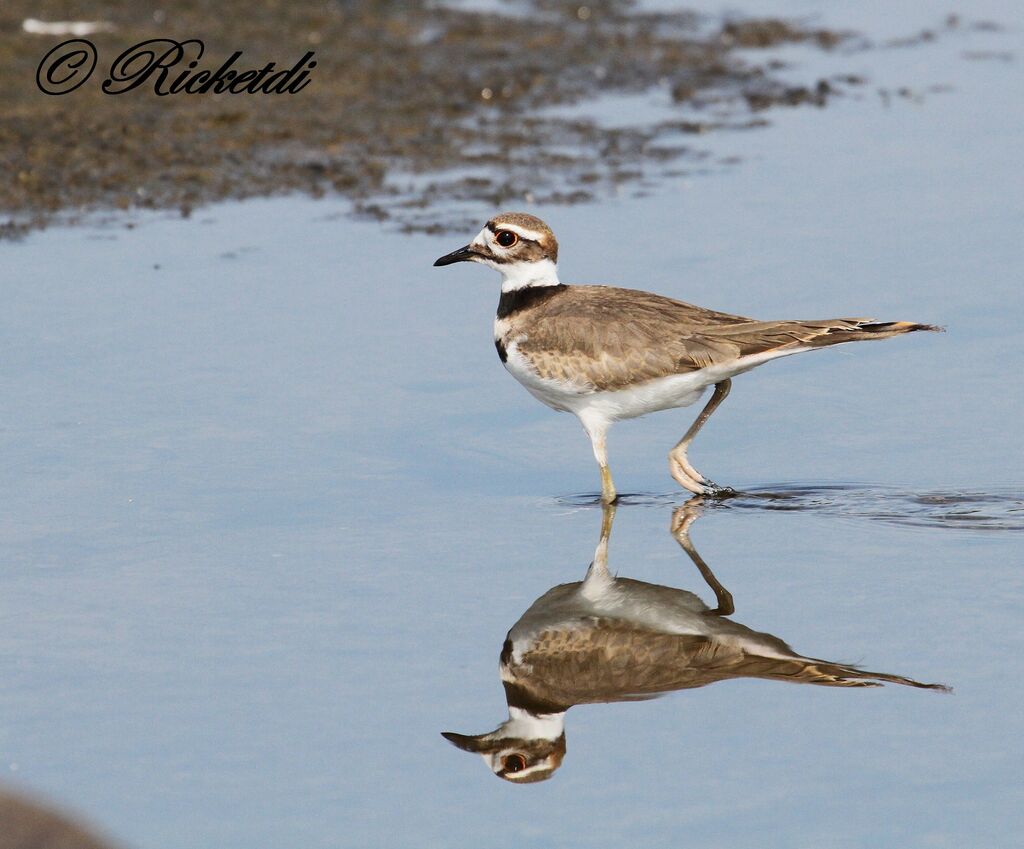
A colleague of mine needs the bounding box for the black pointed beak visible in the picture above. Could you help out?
[433,245,478,267]
[441,731,490,752]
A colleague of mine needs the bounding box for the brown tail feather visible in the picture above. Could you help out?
[805,320,944,349]
[799,661,952,692]
[745,657,952,692]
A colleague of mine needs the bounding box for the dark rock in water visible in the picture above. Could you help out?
[0,788,120,849]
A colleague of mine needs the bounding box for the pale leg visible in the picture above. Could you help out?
[595,502,617,574]
[669,379,733,495]
[581,414,617,504]
[583,502,617,587]
[670,501,734,616]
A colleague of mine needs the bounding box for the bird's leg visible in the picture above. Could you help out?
[600,465,617,504]
[584,420,617,504]
[584,502,617,584]
[596,501,616,568]
[599,500,616,545]
[670,501,734,616]
[669,379,733,496]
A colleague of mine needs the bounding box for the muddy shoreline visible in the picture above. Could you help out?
[0,2,967,237]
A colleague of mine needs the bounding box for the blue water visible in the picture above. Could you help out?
[1,3,1022,847]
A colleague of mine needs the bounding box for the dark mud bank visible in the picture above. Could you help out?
[0,2,972,236]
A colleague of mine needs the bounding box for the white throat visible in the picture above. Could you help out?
[499,259,561,292]
[503,706,566,738]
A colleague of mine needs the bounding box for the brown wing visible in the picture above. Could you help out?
[511,620,741,706]
[510,618,948,708]
[515,286,937,391]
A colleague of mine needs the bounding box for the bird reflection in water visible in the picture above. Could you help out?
[442,502,949,783]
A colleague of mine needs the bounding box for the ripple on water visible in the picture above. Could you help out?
[555,484,1024,532]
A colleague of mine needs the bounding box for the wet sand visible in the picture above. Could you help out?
[0,0,872,237]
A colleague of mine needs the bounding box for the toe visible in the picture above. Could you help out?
[669,459,707,495]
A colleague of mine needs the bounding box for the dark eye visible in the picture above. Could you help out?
[495,230,518,248]
[503,754,527,773]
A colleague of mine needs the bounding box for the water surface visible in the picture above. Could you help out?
[1,3,1022,847]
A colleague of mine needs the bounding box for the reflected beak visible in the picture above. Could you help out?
[433,245,478,267]
[441,731,491,752]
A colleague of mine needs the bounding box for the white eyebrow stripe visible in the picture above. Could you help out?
[492,223,544,241]
[503,761,551,780]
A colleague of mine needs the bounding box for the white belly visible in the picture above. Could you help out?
[502,338,810,424]
[502,339,708,420]
[501,339,588,413]
[571,372,708,421]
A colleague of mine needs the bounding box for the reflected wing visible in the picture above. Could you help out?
[513,619,748,704]
[511,618,947,706]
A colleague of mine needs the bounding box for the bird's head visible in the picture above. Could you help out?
[441,710,567,783]
[433,212,560,291]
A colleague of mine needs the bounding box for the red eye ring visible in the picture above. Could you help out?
[503,754,527,773]
[495,230,519,248]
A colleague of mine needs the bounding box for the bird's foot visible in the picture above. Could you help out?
[669,453,736,498]
[669,455,712,494]
[670,502,703,536]
[702,483,737,499]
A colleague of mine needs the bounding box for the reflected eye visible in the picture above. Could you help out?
[503,754,527,773]
[495,230,518,248]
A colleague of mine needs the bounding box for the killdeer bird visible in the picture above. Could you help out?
[442,503,948,783]
[434,213,941,501]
